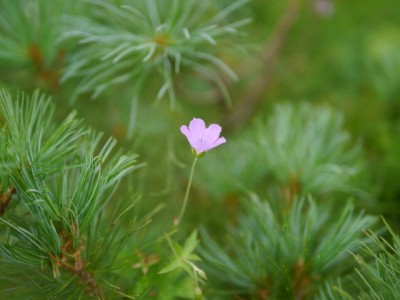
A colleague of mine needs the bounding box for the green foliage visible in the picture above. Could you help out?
[363,26,400,101]
[0,90,86,179]
[61,0,249,107]
[0,0,78,90]
[0,90,146,298]
[158,231,206,299]
[195,125,268,200]
[159,231,206,280]
[196,103,364,201]
[1,0,400,299]
[257,104,364,198]
[348,220,400,299]
[200,196,377,299]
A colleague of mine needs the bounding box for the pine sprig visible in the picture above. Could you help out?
[200,195,377,299]
[61,0,250,107]
[0,0,79,89]
[349,220,400,299]
[0,89,88,178]
[0,90,142,298]
[257,103,365,198]
[196,103,365,202]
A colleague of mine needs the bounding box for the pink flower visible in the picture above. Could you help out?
[180,118,226,157]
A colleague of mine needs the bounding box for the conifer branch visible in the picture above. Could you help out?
[0,90,141,298]
[200,196,377,299]
[61,0,249,106]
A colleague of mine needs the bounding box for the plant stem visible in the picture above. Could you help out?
[176,157,198,225]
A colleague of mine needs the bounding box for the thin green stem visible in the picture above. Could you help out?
[176,157,198,225]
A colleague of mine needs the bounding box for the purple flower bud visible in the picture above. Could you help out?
[313,0,335,17]
[180,118,226,157]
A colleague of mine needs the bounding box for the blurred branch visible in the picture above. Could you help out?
[223,0,302,131]
[0,186,16,216]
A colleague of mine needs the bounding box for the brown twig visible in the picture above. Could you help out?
[291,259,321,300]
[223,0,302,132]
[280,173,302,208]
[54,229,104,299]
[27,43,65,89]
[0,186,16,215]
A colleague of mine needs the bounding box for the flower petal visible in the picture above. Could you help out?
[202,124,222,144]
[188,118,206,139]
[180,125,190,138]
[192,138,209,153]
[207,137,226,151]
[180,125,196,148]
